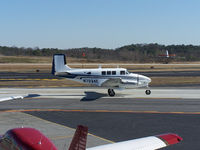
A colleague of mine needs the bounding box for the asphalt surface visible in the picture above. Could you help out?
[26,111,198,150]
[0,96,200,150]
[0,98,200,112]
[1,86,200,150]
[135,70,200,77]
[0,72,58,79]
[0,70,200,80]
[0,68,200,149]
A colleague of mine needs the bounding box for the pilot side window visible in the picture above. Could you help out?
[120,71,125,75]
[112,71,116,75]
[107,71,111,75]
[102,71,106,75]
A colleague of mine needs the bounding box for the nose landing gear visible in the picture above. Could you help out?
[145,90,151,95]
[108,89,115,97]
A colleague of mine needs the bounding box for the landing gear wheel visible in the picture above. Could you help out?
[108,89,115,97]
[145,90,151,95]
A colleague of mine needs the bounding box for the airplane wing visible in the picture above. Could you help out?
[121,79,138,84]
[100,78,139,87]
[87,133,182,150]
[0,95,24,102]
[100,78,122,87]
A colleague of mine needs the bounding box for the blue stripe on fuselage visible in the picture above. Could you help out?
[56,73,136,80]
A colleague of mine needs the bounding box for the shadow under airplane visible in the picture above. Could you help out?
[81,91,107,101]
[25,94,41,98]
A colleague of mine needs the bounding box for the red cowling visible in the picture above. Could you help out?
[7,128,58,150]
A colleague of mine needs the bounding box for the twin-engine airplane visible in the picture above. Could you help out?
[52,54,151,96]
[0,125,182,150]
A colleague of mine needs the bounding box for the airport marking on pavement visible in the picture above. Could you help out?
[1,109,200,115]
[49,135,74,140]
[23,112,115,144]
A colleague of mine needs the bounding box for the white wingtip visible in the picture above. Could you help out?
[0,95,24,102]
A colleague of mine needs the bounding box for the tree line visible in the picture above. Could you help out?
[0,43,200,62]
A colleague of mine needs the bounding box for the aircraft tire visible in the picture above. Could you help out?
[108,89,115,97]
[145,90,151,95]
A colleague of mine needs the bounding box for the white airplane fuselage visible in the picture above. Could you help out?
[52,54,152,96]
[55,68,151,89]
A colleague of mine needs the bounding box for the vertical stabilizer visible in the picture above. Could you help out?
[68,125,88,150]
[166,50,169,58]
[52,54,71,74]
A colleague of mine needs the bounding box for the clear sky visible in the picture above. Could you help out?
[0,0,200,49]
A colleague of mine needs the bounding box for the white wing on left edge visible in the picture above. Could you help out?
[87,133,182,150]
[0,96,24,102]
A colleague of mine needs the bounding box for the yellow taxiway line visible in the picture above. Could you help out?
[23,112,114,143]
[1,109,200,115]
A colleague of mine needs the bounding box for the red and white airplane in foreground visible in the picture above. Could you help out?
[0,125,182,150]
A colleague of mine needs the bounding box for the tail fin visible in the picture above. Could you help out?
[166,50,169,58]
[52,54,71,74]
[68,125,88,150]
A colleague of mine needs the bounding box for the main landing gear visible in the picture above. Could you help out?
[108,89,115,97]
[107,89,151,96]
[145,89,151,95]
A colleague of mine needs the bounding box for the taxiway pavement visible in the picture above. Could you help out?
[1,70,200,80]
[0,87,200,150]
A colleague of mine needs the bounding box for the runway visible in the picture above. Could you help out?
[0,87,200,150]
[136,70,200,77]
[0,72,58,79]
[1,70,200,80]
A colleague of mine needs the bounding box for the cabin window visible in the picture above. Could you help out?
[102,71,106,75]
[107,71,111,75]
[87,72,91,75]
[120,71,125,75]
[112,71,116,75]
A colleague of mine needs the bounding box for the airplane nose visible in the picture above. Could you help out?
[146,76,151,83]
[139,75,151,83]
